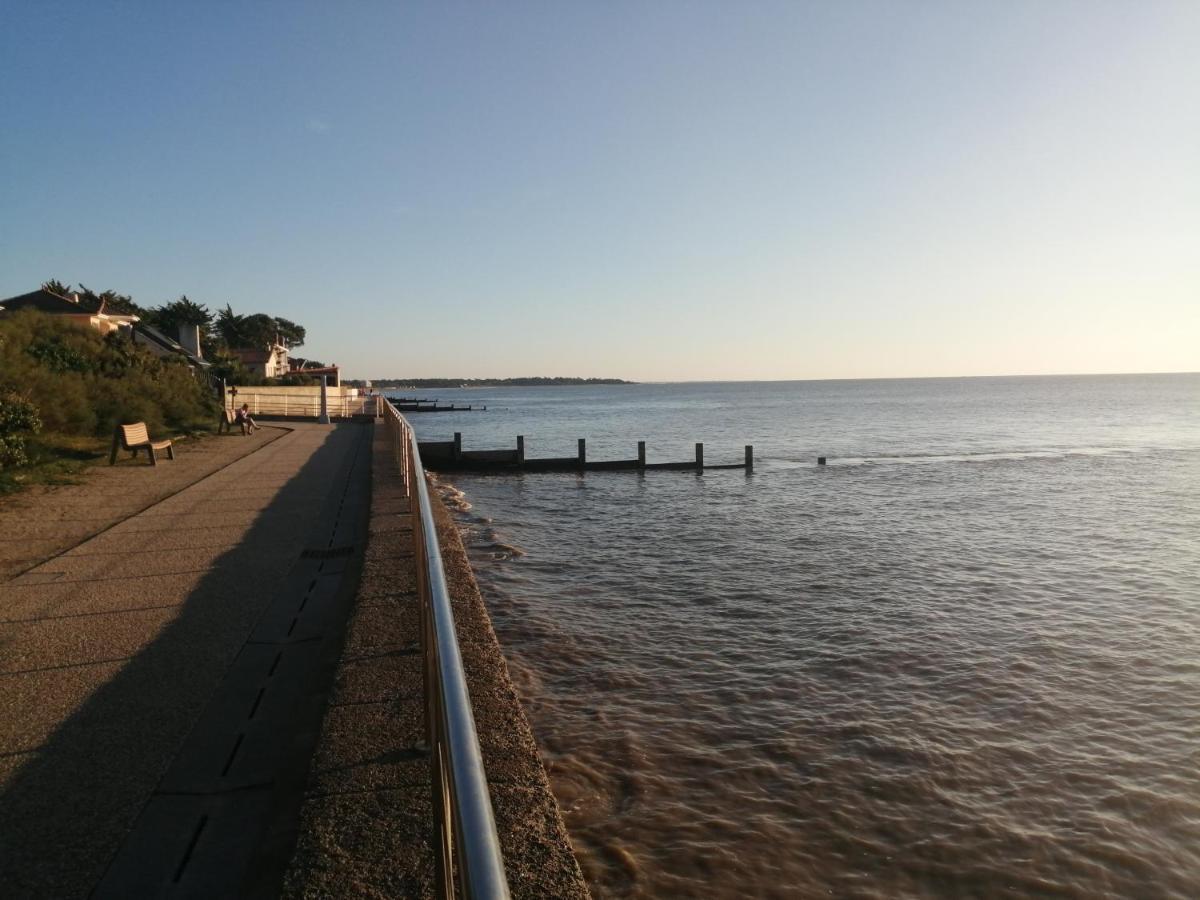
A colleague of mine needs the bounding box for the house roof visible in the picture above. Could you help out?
[134,323,210,368]
[0,289,140,323]
[0,289,94,315]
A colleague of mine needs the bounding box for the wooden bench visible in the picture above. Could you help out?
[109,422,175,465]
[217,409,248,435]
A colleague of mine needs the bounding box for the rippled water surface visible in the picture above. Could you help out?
[404,375,1200,898]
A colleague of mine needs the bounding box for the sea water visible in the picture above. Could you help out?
[405,375,1200,898]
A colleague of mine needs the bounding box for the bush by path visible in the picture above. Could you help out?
[0,310,218,478]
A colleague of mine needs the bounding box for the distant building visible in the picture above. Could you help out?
[0,288,138,335]
[229,342,290,379]
[288,357,341,387]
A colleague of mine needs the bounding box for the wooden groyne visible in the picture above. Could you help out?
[419,432,753,473]
[390,400,487,413]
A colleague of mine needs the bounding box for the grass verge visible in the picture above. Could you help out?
[0,425,218,494]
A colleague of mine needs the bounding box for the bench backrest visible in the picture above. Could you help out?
[224,409,237,423]
[120,422,150,447]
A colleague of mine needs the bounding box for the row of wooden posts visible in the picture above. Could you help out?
[389,398,486,413]
[417,433,754,473]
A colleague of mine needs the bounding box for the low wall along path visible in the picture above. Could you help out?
[283,419,589,898]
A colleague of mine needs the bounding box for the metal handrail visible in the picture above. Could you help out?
[380,397,511,900]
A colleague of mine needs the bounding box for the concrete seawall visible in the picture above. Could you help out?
[284,423,590,897]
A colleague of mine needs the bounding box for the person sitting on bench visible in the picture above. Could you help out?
[235,403,258,434]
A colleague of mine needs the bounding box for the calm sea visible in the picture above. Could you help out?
[402,375,1200,899]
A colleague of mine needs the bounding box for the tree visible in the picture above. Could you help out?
[146,295,213,336]
[273,317,305,349]
[216,304,248,348]
[165,295,212,327]
[41,279,72,296]
[77,284,145,317]
[240,313,280,349]
[213,304,306,352]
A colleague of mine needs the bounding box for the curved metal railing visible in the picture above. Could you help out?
[379,397,511,899]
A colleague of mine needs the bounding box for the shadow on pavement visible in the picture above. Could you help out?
[0,424,368,898]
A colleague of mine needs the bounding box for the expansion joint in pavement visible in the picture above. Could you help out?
[156,780,275,797]
[92,424,373,898]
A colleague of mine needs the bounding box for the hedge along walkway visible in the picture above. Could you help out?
[0,426,288,581]
[0,423,369,898]
[282,423,590,898]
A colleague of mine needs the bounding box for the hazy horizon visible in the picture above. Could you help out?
[2,2,1197,381]
[370,369,1198,384]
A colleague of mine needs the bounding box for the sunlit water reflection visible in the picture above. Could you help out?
[409,375,1200,898]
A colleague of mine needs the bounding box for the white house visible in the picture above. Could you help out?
[229,342,290,379]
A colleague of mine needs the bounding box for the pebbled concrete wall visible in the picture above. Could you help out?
[283,424,589,898]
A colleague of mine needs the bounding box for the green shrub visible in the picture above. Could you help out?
[0,310,218,445]
[0,392,42,469]
[27,336,92,373]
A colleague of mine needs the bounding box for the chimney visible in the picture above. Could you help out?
[178,324,203,359]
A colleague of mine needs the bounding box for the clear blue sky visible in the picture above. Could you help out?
[2,1,1197,380]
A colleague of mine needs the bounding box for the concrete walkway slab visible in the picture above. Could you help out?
[3,419,592,898]
[0,429,289,580]
[0,423,370,898]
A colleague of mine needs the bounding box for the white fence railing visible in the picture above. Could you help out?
[227,392,373,419]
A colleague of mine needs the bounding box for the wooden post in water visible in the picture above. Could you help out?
[454,432,462,462]
[516,435,525,464]
[746,445,754,471]
[695,442,704,470]
[637,441,646,469]
[817,456,826,466]
[578,438,586,469]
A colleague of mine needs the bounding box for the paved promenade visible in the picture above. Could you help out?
[1,420,588,898]
[0,426,288,581]
[0,423,370,897]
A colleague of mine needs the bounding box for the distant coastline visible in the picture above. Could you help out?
[352,377,635,389]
